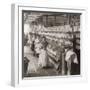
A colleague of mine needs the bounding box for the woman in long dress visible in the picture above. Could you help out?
[27,59,38,74]
[65,47,78,75]
[38,46,48,68]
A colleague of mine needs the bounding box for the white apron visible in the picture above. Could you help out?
[38,49,48,68]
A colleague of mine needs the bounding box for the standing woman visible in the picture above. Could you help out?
[38,46,48,68]
[38,36,48,68]
[34,35,41,57]
[31,35,36,56]
[65,46,78,75]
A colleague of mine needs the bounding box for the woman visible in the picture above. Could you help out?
[38,46,48,68]
[31,35,35,51]
[34,36,42,57]
[65,47,78,75]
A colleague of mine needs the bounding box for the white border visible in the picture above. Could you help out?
[11,4,87,87]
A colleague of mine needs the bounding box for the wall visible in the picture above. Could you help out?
[0,0,90,89]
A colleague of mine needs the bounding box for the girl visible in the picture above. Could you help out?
[38,46,48,68]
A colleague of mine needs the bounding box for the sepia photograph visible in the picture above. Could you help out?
[22,10,81,78]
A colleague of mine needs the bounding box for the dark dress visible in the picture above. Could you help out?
[31,41,35,51]
[42,40,48,50]
[24,57,30,74]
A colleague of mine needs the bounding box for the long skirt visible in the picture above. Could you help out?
[27,61,37,74]
[38,50,48,68]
